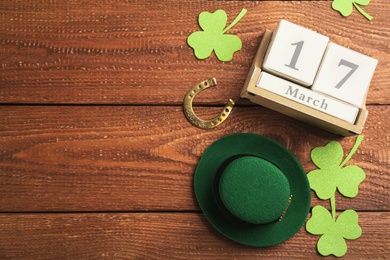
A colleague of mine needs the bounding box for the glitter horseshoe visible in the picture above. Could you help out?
[183,78,235,129]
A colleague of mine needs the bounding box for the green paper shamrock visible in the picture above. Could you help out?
[306,135,366,257]
[332,0,373,20]
[307,138,366,200]
[306,206,362,257]
[187,8,247,62]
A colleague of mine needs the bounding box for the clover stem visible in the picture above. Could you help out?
[222,8,247,34]
[340,135,364,168]
[330,194,336,222]
[353,2,373,21]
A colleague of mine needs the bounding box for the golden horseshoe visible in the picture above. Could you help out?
[183,78,235,129]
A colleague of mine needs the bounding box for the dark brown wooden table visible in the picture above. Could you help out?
[1,0,389,258]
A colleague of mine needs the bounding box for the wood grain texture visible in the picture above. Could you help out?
[0,212,389,259]
[1,0,389,105]
[0,0,389,258]
[1,105,388,212]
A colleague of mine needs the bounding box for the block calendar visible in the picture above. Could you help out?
[241,20,378,136]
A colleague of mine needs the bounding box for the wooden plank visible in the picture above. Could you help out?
[1,1,387,258]
[1,105,388,212]
[1,0,388,105]
[0,212,388,259]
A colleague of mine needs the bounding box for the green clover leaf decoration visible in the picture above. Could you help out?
[306,206,362,257]
[187,9,247,62]
[307,137,366,200]
[306,136,366,257]
[332,0,372,20]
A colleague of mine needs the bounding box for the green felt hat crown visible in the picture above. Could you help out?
[194,133,311,247]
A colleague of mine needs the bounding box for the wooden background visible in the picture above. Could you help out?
[1,0,389,258]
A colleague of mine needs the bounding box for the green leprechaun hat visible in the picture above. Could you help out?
[194,133,311,246]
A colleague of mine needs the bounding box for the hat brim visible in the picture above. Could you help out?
[194,133,311,247]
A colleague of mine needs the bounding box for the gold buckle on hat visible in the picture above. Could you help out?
[183,78,235,129]
[279,195,293,222]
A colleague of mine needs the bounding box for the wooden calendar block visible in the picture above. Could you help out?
[312,42,378,108]
[256,72,359,124]
[241,29,369,136]
[262,19,329,87]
